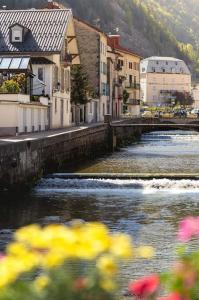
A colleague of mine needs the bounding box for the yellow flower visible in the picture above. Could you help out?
[34,275,50,291]
[100,278,116,291]
[97,255,118,276]
[110,234,133,258]
[136,246,155,259]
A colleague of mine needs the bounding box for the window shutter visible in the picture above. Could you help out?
[53,65,58,90]
[61,67,65,92]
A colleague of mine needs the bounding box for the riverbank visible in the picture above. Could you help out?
[0,120,142,191]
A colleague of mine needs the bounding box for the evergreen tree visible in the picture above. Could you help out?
[71,65,89,105]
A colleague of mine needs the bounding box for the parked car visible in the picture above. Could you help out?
[187,112,197,119]
[162,112,174,118]
[191,108,199,115]
[141,111,153,118]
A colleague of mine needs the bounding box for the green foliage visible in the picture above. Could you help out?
[0,79,20,94]
[71,65,89,105]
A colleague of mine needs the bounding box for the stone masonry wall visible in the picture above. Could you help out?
[0,124,110,191]
[74,19,100,96]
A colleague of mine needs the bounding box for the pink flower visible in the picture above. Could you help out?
[128,274,159,299]
[157,292,189,300]
[178,217,199,242]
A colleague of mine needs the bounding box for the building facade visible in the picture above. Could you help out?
[108,35,141,117]
[0,6,79,135]
[140,56,191,106]
[74,18,109,123]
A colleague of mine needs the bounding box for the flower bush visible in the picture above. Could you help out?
[128,216,199,300]
[0,221,153,300]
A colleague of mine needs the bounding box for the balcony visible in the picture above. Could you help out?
[125,83,140,90]
[127,98,140,105]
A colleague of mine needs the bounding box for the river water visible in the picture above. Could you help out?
[1,130,199,288]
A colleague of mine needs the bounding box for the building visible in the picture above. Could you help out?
[192,85,199,109]
[0,5,79,135]
[0,56,48,136]
[108,35,141,117]
[140,56,191,106]
[74,17,109,123]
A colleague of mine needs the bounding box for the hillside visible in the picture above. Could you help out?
[0,0,199,79]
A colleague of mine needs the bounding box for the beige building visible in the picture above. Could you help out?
[140,56,191,105]
[108,35,141,117]
[0,7,79,135]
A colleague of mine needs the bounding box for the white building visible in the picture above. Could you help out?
[140,56,191,105]
[0,6,79,135]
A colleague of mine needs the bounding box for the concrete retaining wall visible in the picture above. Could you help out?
[0,122,144,191]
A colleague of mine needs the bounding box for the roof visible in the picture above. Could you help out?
[140,56,191,75]
[0,56,31,71]
[74,17,108,38]
[31,57,55,65]
[142,56,182,62]
[0,9,72,53]
[114,45,142,59]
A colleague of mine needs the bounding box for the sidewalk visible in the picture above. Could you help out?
[0,122,104,146]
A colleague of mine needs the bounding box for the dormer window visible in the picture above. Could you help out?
[9,23,29,43]
[12,29,22,42]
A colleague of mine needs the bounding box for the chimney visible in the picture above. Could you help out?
[47,0,54,9]
[108,35,120,49]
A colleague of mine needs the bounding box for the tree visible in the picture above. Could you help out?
[71,65,89,105]
[173,91,194,107]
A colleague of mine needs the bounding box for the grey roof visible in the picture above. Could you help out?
[140,56,191,75]
[0,9,72,53]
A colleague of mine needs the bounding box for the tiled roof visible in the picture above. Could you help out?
[0,9,72,53]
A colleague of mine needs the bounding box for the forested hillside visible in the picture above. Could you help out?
[1,0,199,79]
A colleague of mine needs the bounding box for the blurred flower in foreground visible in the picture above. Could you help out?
[128,274,160,299]
[177,216,199,242]
[0,221,153,300]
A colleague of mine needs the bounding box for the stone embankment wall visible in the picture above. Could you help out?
[0,122,143,191]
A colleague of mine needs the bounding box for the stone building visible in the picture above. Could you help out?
[140,56,191,105]
[74,18,109,123]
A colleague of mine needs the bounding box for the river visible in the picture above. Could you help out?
[1,130,199,288]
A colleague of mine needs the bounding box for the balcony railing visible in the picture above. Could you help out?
[127,98,140,105]
[125,83,140,90]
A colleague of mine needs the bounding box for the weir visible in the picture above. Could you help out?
[46,173,199,180]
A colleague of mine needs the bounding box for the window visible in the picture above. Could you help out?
[38,67,44,82]
[129,62,133,69]
[89,102,92,114]
[166,61,168,65]
[129,75,133,84]
[66,100,69,113]
[156,61,159,65]
[55,98,57,113]
[103,63,107,75]
[133,62,136,70]
[142,67,145,72]
[12,30,22,42]
[162,68,165,73]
